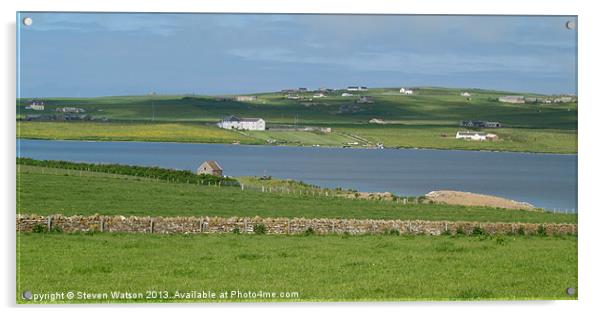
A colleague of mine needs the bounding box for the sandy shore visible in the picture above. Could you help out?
[425,190,536,210]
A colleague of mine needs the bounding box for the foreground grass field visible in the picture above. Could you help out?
[17,165,577,223]
[16,87,577,153]
[16,233,577,302]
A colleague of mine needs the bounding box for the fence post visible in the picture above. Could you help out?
[150,218,154,234]
[47,216,52,231]
[205,217,210,232]
[100,217,104,232]
[287,218,290,235]
[244,218,248,233]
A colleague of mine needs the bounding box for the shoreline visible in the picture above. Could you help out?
[16,137,578,156]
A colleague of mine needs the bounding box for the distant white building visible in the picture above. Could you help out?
[553,96,575,103]
[400,88,413,95]
[456,131,498,141]
[498,96,525,104]
[313,93,325,98]
[369,118,386,124]
[56,107,86,113]
[217,115,266,131]
[461,92,471,97]
[341,93,354,97]
[234,96,257,102]
[25,101,44,111]
[347,86,368,91]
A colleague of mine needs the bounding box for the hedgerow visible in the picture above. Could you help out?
[17,157,239,187]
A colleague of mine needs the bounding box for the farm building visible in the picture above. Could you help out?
[498,96,525,104]
[341,93,354,97]
[456,131,498,141]
[197,160,223,177]
[347,86,368,91]
[369,118,386,124]
[56,107,86,113]
[553,96,575,103]
[399,88,414,95]
[217,115,266,131]
[25,100,45,111]
[313,93,326,98]
[460,92,471,97]
[460,120,502,128]
[234,96,257,102]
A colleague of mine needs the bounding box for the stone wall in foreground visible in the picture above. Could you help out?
[16,214,577,236]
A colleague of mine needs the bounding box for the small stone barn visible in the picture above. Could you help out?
[197,160,223,177]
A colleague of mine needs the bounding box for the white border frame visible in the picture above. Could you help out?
[2,0,600,315]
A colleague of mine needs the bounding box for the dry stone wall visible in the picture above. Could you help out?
[16,214,577,236]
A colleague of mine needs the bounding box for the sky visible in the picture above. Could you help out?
[17,13,577,97]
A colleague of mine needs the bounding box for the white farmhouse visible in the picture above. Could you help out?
[25,101,44,111]
[498,96,525,104]
[400,88,413,95]
[217,115,266,131]
[234,96,257,102]
[461,92,471,97]
[456,131,498,141]
[341,93,354,97]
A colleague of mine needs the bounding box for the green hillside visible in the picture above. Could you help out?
[16,87,578,153]
[17,164,577,223]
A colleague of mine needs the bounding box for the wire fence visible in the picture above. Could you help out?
[19,164,577,213]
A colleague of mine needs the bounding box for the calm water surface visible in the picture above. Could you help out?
[17,139,578,212]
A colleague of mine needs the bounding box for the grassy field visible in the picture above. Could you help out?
[17,165,577,223]
[17,121,261,145]
[16,87,577,153]
[337,125,577,153]
[16,233,577,302]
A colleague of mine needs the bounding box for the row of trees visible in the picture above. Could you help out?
[17,157,239,187]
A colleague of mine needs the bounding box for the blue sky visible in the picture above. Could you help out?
[17,13,577,97]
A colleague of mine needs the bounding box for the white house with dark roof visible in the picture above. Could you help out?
[217,115,266,131]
